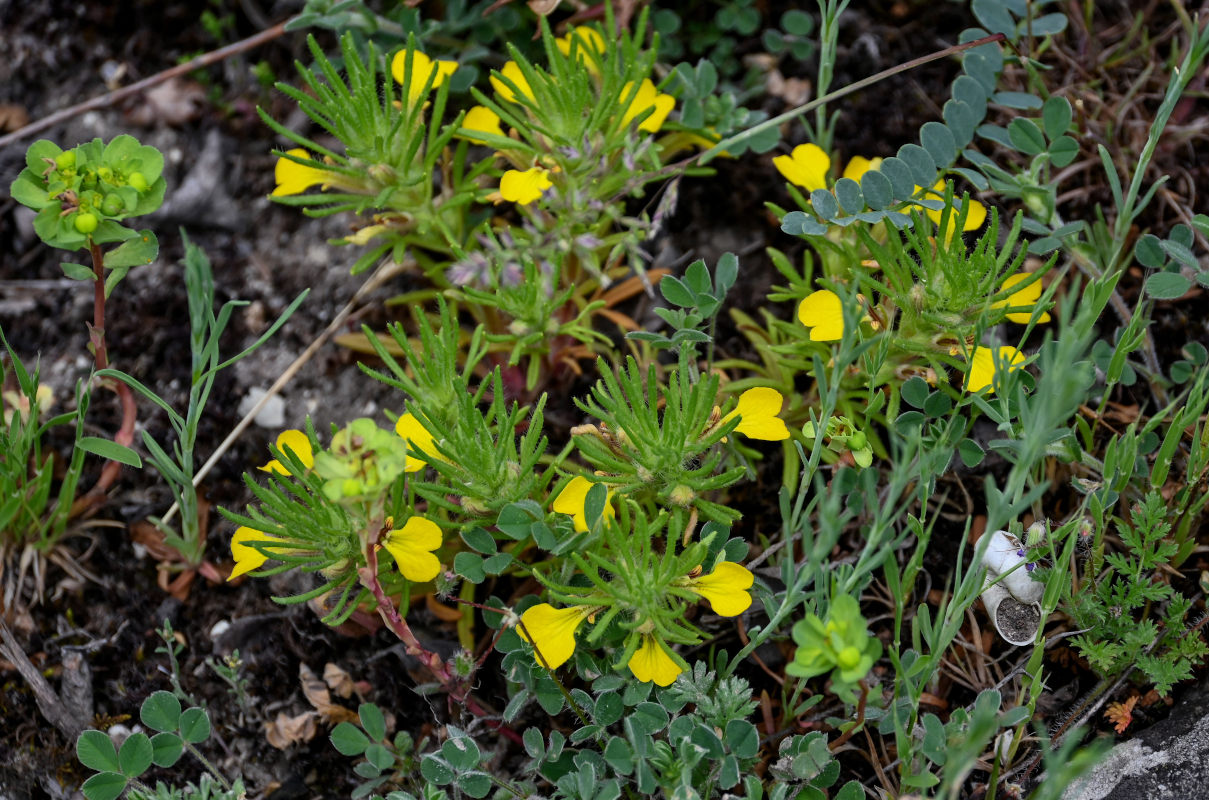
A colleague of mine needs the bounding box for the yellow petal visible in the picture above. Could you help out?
[965,346,1026,394]
[921,180,986,242]
[552,475,615,533]
[259,429,314,475]
[841,156,883,183]
[383,516,443,583]
[517,603,590,669]
[620,79,675,133]
[391,49,458,106]
[722,388,789,441]
[628,635,682,686]
[272,148,330,197]
[394,412,444,472]
[491,61,534,104]
[773,143,831,192]
[229,526,277,580]
[994,273,1051,324]
[797,290,844,341]
[500,167,552,205]
[556,26,605,74]
[460,105,505,144]
[689,562,754,616]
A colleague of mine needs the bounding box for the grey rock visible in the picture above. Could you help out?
[1063,679,1209,800]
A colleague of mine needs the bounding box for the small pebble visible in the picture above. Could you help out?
[239,388,286,428]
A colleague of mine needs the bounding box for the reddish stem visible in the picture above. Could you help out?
[76,241,138,506]
[360,529,523,746]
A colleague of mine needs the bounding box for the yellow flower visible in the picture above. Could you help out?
[628,634,682,686]
[271,148,333,197]
[459,105,505,144]
[552,475,615,533]
[965,346,1026,394]
[619,79,675,133]
[683,562,754,616]
[773,143,830,192]
[229,526,280,580]
[382,516,442,583]
[259,429,315,475]
[517,603,594,669]
[994,273,1051,324]
[797,289,844,341]
[394,412,445,472]
[841,156,884,183]
[491,61,534,104]
[721,388,789,441]
[500,167,552,205]
[390,49,457,106]
[555,26,605,73]
[919,179,986,242]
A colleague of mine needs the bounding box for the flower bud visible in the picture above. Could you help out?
[669,484,696,507]
[1025,520,1047,548]
[908,283,927,312]
[128,171,149,192]
[55,150,76,170]
[73,212,98,234]
[101,193,124,216]
[848,430,867,450]
[367,163,396,184]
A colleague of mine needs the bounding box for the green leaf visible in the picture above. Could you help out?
[331,722,371,755]
[920,121,957,167]
[958,439,985,468]
[150,732,183,767]
[77,730,121,773]
[1160,239,1199,270]
[1007,118,1046,155]
[460,526,497,554]
[356,703,385,742]
[103,230,158,269]
[833,178,864,214]
[631,702,670,735]
[809,189,838,221]
[942,100,978,146]
[1049,135,1079,167]
[442,735,481,770]
[781,210,827,236]
[25,139,63,172]
[456,772,492,799]
[660,275,695,308]
[1145,271,1192,300]
[859,170,893,210]
[901,377,931,408]
[77,437,143,468]
[834,780,866,800]
[594,692,623,726]
[782,9,813,35]
[140,691,182,732]
[879,157,917,200]
[178,707,211,744]
[1042,96,1073,139]
[603,736,634,775]
[82,772,128,800]
[61,262,95,281]
[725,719,760,759]
[9,170,52,210]
[118,732,154,777]
[366,742,396,770]
[482,552,513,574]
[993,91,1043,110]
[421,754,455,785]
[453,552,486,584]
[1030,12,1068,36]
[1135,234,1167,268]
[897,144,936,187]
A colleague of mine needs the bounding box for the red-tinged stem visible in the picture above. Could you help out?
[81,240,138,500]
[360,529,524,746]
[829,679,869,751]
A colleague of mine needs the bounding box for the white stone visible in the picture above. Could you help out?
[238,388,286,428]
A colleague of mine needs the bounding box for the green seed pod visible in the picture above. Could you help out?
[128,171,149,192]
[74,212,99,234]
[55,150,77,170]
[101,193,124,216]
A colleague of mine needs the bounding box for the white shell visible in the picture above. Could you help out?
[980,529,1045,645]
